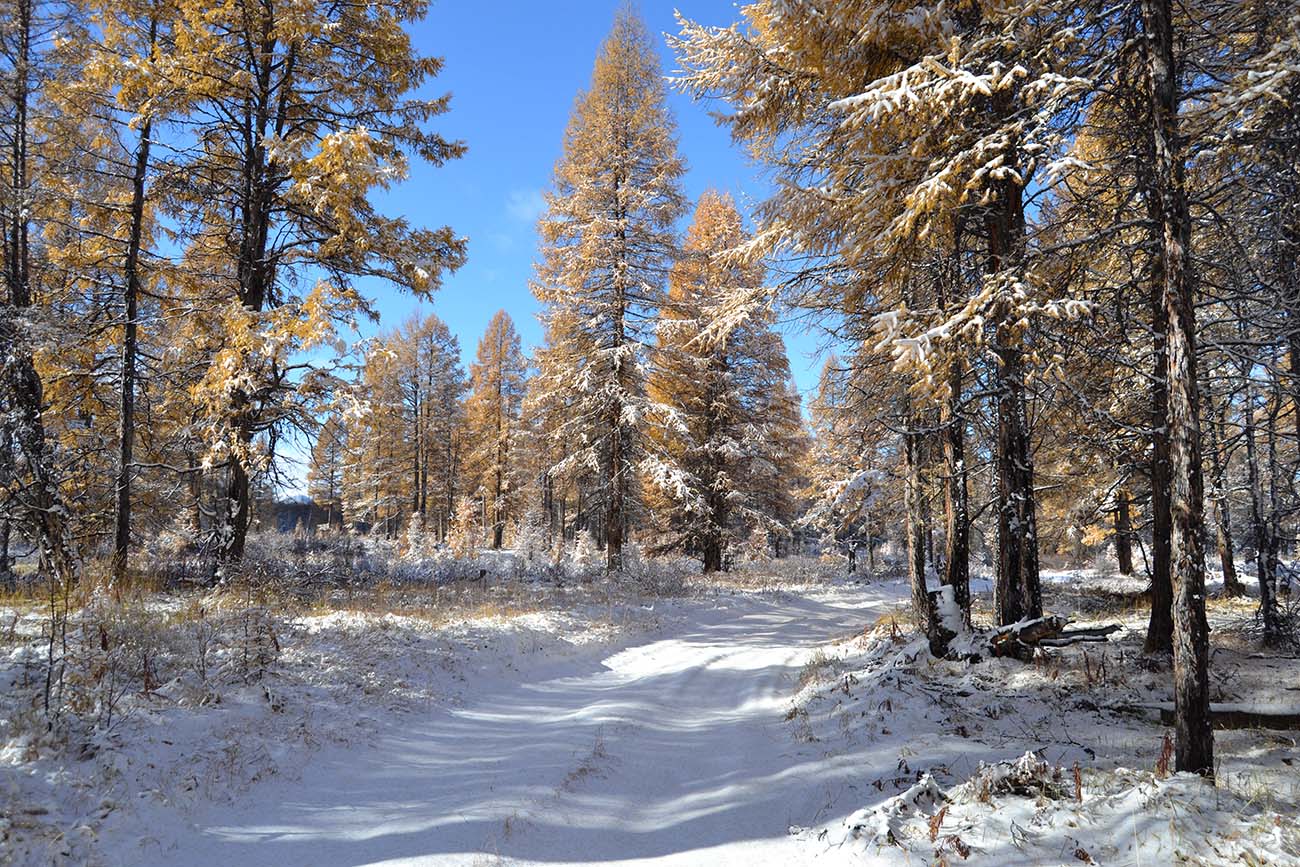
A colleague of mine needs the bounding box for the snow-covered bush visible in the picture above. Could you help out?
[738,526,772,563]
[514,513,551,567]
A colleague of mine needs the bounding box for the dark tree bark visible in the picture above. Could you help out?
[1114,486,1135,576]
[1242,362,1280,640]
[111,13,157,584]
[1143,0,1213,777]
[604,172,629,573]
[903,402,938,648]
[942,360,970,623]
[985,157,1041,626]
[1145,312,1174,653]
[2,0,75,589]
[1204,393,1243,596]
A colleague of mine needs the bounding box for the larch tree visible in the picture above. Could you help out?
[464,310,527,549]
[166,0,467,568]
[341,314,466,542]
[531,6,686,572]
[642,191,799,572]
[1,0,80,589]
[1139,0,1213,777]
[47,0,177,584]
[341,339,410,538]
[404,313,467,541]
[307,414,346,530]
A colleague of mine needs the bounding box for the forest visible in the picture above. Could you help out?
[1,0,1298,864]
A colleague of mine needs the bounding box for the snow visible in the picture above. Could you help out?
[3,568,1298,866]
[112,585,891,866]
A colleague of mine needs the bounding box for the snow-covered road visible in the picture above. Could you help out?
[143,585,894,866]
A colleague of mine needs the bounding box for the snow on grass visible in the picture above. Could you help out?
[785,573,1300,866]
[0,577,674,866]
[3,562,1297,866]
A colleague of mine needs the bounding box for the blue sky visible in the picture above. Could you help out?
[358,0,828,395]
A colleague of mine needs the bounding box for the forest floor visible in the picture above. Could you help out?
[1,564,1298,866]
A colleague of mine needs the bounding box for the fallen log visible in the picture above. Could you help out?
[1037,625,1124,647]
[926,588,1123,661]
[1147,702,1300,731]
[988,616,1069,659]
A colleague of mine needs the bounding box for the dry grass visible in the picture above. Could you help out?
[796,649,837,691]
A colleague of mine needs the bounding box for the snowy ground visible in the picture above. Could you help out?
[2,567,1298,866]
[789,570,1300,866]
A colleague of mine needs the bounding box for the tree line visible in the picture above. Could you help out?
[1,2,808,593]
[5,0,1298,781]
[1,0,468,588]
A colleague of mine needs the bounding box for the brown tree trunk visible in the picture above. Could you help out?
[2,0,75,589]
[606,410,624,572]
[1145,316,1174,653]
[1205,390,1243,595]
[986,147,1040,627]
[942,361,970,623]
[1144,0,1213,777]
[903,402,937,648]
[1243,371,1280,640]
[1114,487,1135,576]
[993,341,1041,626]
[221,442,252,568]
[492,362,505,549]
[112,87,155,585]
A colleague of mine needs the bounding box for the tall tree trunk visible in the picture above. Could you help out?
[1205,390,1242,595]
[0,422,12,590]
[903,401,937,648]
[987,150,1041,626]
[492,360,505,549]
[410,384,421,518]
[222,444,252,570]
[111,64,156,584]
[1243,367,1280,639]
[703,448,726,573]
[1144,0,1213,777]
[993,342,1041,625]
[1114,486,1135,576]
[942,361,970,623]
[2,0,75,589]
[1145,302,1174,652]
[606,409,625,572]
[1266,377,1284,600]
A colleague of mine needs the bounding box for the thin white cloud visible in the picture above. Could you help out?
[505,188,546,223]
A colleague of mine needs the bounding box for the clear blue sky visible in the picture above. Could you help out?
[360,0,827,394]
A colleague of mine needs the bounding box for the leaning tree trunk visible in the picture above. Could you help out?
[1144,0,1213,777]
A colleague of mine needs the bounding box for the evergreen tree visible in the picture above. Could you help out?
[532,6,686,571]
[643,191,801,571]
[464,310,528,549]
[307,415,346,530]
